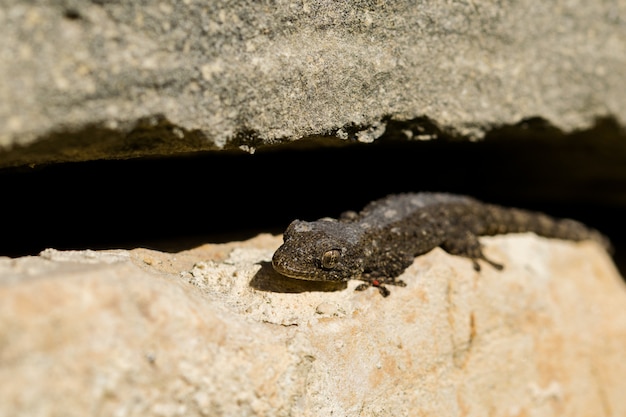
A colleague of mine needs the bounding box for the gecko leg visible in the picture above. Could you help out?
[352,250,413,296]
[441,230,504,271]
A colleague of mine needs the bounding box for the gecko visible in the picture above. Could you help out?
[271,192,611,297]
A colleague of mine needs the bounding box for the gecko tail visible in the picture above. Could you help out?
[485,205,613,254]
[549,217,613,254]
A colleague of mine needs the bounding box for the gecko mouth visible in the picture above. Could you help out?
[271,257,320,281]
[271,246,339,281]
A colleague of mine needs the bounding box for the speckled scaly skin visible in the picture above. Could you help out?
[272,192,610,296]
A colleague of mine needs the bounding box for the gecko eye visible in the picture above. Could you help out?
[321,249,341,269]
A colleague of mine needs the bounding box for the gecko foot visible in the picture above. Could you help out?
[355,282,391,297]
[442,231,504,272]
[472,256,504,271]
[355,278,406,297]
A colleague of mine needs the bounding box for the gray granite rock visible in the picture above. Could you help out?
[1,1,625,167]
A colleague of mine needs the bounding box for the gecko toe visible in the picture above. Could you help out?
[472,259,481,271]
[377,286,391,297]
[482,256,504,270]
[491,261,504,270]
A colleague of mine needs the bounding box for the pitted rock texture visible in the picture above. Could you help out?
[1,1,625,167]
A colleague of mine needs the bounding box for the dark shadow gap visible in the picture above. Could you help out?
[0,116,624,277]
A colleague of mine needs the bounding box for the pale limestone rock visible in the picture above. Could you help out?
[1,233,625,416]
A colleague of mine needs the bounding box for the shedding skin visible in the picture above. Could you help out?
[272,192,610,297]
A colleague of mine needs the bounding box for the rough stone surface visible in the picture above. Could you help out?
[1,233,625,416]
[1,1,626,167]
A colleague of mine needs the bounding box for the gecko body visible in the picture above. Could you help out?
[271,192,610,296]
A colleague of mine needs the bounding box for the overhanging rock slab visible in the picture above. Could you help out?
[1,1,625,167]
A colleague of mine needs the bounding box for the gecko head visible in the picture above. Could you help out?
[272,219,366,282]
